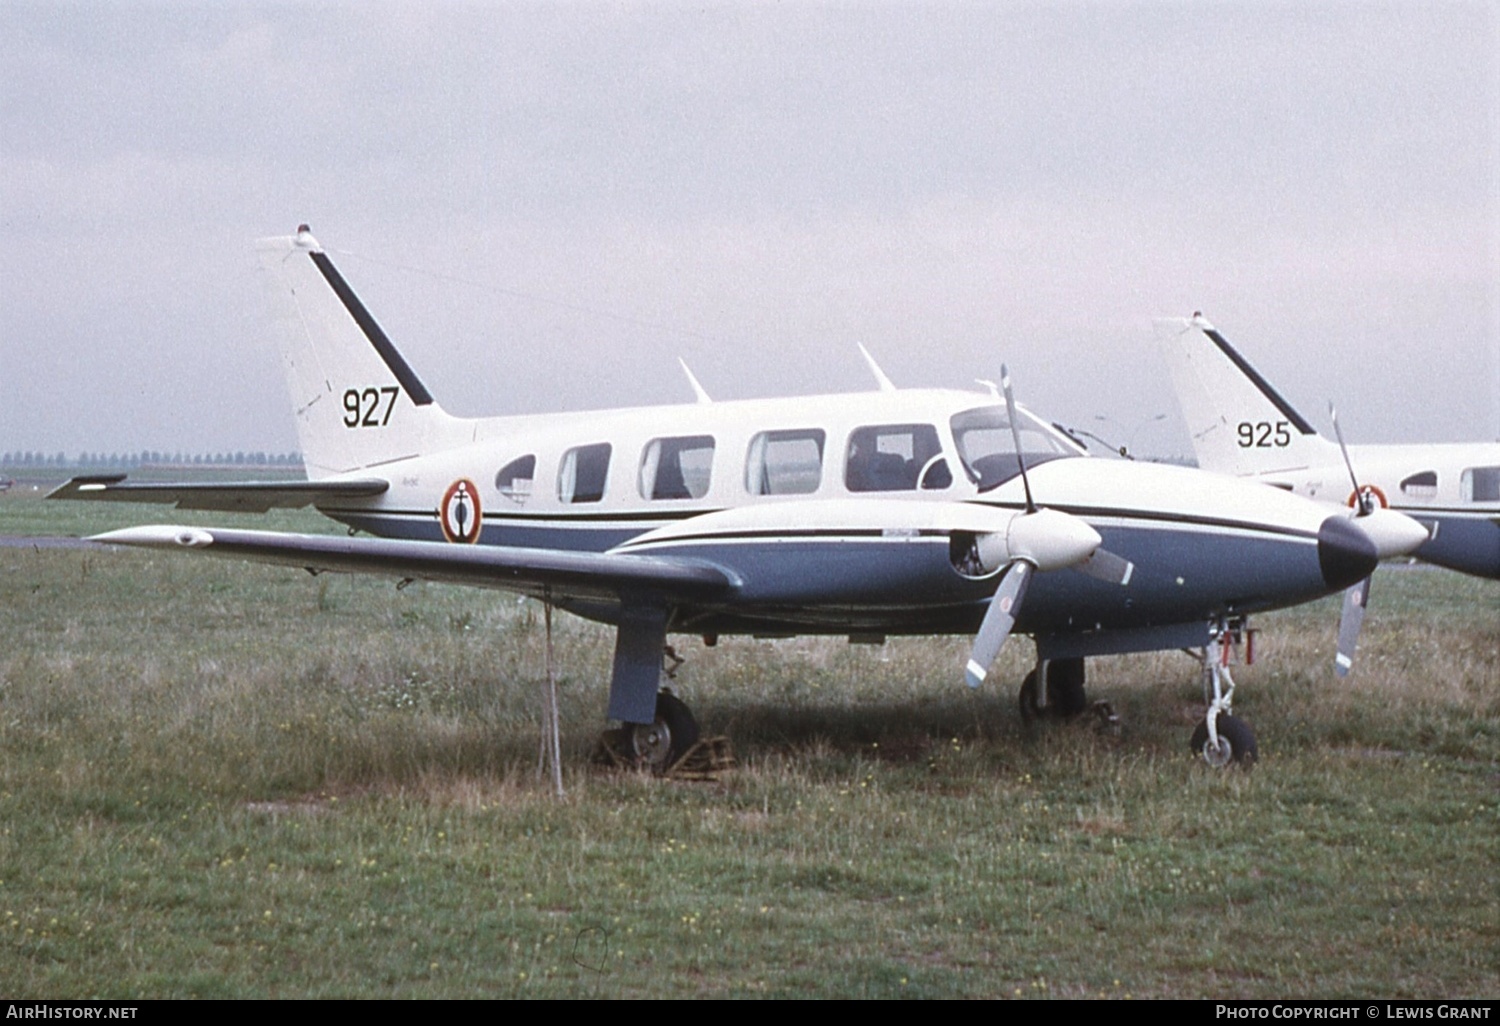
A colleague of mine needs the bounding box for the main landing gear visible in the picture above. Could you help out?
[1017,657,1088,721]
[1017,657,1120,730]
[1191,621,1259,768]
[622,689,701,770]
[601,644,708,772]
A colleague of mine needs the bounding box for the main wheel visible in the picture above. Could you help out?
[1045,658,1087,718]
[1018,669,1043,721]
[1018,659,1088,721]
[625,691,700,770]
[1190,712,1258,767]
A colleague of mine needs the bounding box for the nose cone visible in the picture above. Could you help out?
[1317,515,1379,591]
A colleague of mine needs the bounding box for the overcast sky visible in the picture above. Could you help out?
[2,1,1495,460]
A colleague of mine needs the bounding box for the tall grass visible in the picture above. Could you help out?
[0,494,1495,997]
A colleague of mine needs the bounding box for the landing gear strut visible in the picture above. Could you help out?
[1018,657,1087,721]
[1191,620,1258,767]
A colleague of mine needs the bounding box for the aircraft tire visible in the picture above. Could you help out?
[1018,670,1042,722]
[1190,712,1258,768]
[1045,658,1087,718]
[1018,660,1088,721]
[627,690,700,770]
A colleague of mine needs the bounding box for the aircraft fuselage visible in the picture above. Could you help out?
[306,387,1371,647]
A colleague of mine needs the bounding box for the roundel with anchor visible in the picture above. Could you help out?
[439,478,483,544]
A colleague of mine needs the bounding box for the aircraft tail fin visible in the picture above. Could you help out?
[1155,315,1340,478]
[256,227,461,478]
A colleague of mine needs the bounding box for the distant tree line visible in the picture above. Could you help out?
[0,451,303,468]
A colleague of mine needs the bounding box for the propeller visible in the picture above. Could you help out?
[1335,576,1369,677]
[1325,402,1436,675]
[963,367,1131,688]
[1001,365,1035,514]
[966,561,1031,688]
[1326,404,1430,564]
[1075,547,1135,586]
[1330,404,1372,516]
[1000,364,1133,592]
[1328,401,1371,676]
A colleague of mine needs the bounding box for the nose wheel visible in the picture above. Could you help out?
[1192,622,1258,767]
[1190,712,1257,767]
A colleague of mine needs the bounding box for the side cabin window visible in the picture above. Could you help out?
[558,443,612,504]
[1460,466,1500,503]
[640,435,715,500]
[950,406,1075,492]
[495,454,537,504]
[1399,470,1437,500]
[845,423,951,492]
[746,429,825,495]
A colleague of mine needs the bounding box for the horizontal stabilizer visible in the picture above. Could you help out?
[48,475,389,513]
[90,525,734,604]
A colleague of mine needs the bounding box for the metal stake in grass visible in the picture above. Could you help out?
[537,591,565,797]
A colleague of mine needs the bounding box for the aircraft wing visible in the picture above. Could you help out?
[47,475,389,513]
[90,525,734,604]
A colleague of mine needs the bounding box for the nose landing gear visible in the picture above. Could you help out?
[1191,620,1258,767]
[1191,711,1258,768]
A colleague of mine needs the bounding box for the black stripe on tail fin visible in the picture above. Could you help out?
[307,251,435,407]
[1200,327,1317,435]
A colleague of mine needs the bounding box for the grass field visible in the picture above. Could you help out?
[1,491,1496,998]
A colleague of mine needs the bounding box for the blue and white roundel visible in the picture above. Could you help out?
[439,478,482,544]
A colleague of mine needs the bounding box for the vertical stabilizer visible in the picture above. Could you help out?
[1155,315,1340,478]
[257,227,460,477]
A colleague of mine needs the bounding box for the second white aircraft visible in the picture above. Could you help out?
[1157,314,1500,580]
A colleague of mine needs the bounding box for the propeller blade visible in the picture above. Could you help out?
[1000,365,1035,514]
[1074,547,1135,585]
[965,560,1032,688]
[1335,575,1371,677]
[1326,402,1389,676]
[1329,402,1371,515]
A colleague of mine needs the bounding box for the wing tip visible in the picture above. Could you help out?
[91,526,214,549]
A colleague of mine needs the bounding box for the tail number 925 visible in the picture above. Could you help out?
[1236,420,1291,448]
[343,386,400,428]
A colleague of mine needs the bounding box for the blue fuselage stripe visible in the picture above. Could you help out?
[322,507,1332,633]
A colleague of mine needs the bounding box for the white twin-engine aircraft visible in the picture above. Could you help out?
[52,228,1429,769]
[1156,314,1500,581]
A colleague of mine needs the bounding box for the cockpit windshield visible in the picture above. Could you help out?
[950,406,1079,492]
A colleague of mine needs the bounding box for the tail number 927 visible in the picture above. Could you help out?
[343,387,399,428]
